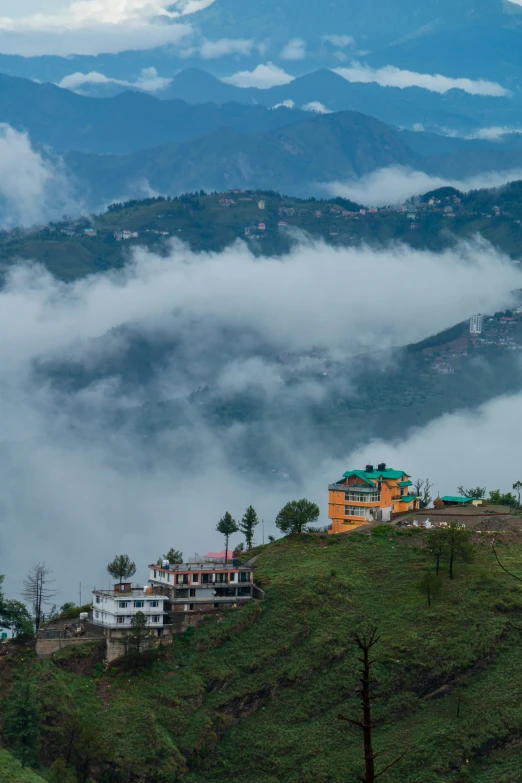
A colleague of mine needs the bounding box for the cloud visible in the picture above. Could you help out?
[58,66,171,94]
[198,37,255,58]
[0,229,520,603]
[0,0,194,55]
[302,101,332,114]
[325,165,522,207]
[0,124,82,228]
[322,34,354,48]
[280,38,307,61]
[333,62,509,97]
[271,99,295,110]
[222,62,295,89]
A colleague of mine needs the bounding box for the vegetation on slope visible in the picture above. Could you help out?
[3,530,522,781]
[0,748,46,782]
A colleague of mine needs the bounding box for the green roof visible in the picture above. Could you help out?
[398,480,412,487]
[397,495,416,503]
[441,496,473,504]
[341,468,408,484]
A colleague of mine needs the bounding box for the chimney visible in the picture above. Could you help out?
[365,464,374,472]
[377,463,386,471]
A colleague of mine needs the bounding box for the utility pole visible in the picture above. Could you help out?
[262,518,265,545]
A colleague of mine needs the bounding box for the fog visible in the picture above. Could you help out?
[0,235,520,608]
[326,165,522,206]
[0,125,83,228]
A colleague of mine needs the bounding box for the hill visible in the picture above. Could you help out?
[0,73,306,155]
[65,111,422,202]
[0,748,46,782]
[3,531,522,781]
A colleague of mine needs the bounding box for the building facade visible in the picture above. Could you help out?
[470,314,484,335]
[328,463,420,533]
[148,561,258,614]
[91,583,171,637]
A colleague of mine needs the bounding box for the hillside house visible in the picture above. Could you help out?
[91,584,171,637]
[328,464,420,533]
[148,561,260,619]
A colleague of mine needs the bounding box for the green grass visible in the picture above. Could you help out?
[0,748,46,782]
[3,532,522,781]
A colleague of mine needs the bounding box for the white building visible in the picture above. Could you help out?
[470,314,484,335]
[92,583,170,637]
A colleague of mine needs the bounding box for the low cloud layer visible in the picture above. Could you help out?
[0,124,82,228]
[0,233,519,605]
[334,63,509,97]
[222,62,295,89]
[58,66,171,94]
[326,165,522,206]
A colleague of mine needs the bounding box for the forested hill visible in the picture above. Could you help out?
[3,531,522,781]
[3,182,522,283]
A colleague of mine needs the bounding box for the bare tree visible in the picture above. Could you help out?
[412,479,433,509]
[339,629,406,782]
[22,563,57,630]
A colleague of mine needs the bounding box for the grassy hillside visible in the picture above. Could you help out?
[3,530,522,781]
[0,748,46,782]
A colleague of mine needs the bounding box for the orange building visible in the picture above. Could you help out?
[328,463,420,533]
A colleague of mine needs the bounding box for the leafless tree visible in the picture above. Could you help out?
[22,562,57,630]
[412,479,433,509]
[339,628,406,783]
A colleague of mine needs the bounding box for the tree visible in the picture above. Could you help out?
[239,506,259,549]
[3,680,41,768]
[124,611,154,656]
[412,479,433,509]
[216,512,239,564]
[489,489,518,507]
[3,600,34,639]
[444,522,474,580]
[49,759,76,783]
[426,527,446,576]
[514,481,522,507]
[275,499,320,535]
[338,629,406,782]
[22,562,57,631]
[417,569,442,607]
[233,542,245,558]
[162,548,183,564]
[457,485,486,499]
[107,554,136,586]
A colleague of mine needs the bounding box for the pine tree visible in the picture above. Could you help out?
[239,506,259,549]
[216,512,239,563]
[3,680,41,768]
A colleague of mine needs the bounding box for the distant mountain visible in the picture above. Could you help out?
[0,73,306,155]
[160,68,517,136]
[65,111,422,204]
[193,0,503,49]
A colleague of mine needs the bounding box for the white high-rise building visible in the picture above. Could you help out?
[470,314,484,335]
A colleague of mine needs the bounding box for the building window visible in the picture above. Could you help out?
[154,570,157,579]
[230,572,237,582]
[190,589,196,597]
[344,506,371,518]
[95,595,101,604]
[189,604,194,610]
[152,615,160,623]
[202,573,211,584]
[95,611,99,618]
[117,616,125,624]
[134,601,144,608]
[192,573,199,583]
[119,601,128,608]
[344,492,380,502]
[150,600,158,608]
